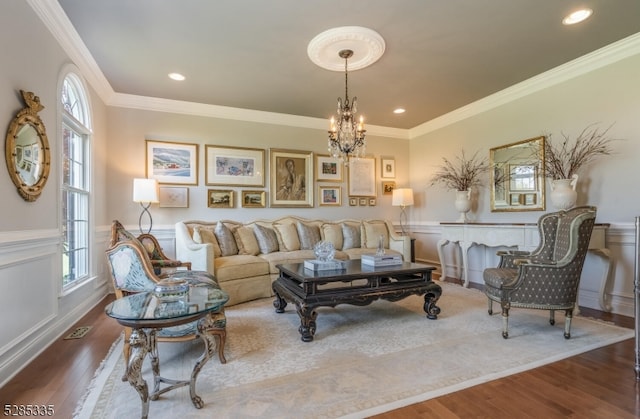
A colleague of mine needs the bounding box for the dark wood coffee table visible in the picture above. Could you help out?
[272,260,441,342]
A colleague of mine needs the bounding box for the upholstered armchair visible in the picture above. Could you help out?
[483,206,597,339]
[110,220,190,274]
[105,237,227,379]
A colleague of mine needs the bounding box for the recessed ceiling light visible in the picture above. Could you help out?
[168,72,185,81]
[393,108,406,114]
[562,9,593,25]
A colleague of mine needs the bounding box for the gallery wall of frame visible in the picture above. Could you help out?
[144,138,396,211]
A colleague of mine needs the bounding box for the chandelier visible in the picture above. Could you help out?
[328,49,366,163]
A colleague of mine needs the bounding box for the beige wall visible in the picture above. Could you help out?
[105,107,410,227]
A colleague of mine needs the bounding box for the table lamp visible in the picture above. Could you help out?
[133,178,159,234]
[392,188,414,236]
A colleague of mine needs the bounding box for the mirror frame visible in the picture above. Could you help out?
[5,90,50,202]
[490,136,545,212]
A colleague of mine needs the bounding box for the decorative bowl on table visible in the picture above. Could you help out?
[154,277,189,302]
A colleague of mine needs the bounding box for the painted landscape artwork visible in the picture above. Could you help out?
[152,147,191,177]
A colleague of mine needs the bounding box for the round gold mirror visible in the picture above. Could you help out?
[5,90,50,202]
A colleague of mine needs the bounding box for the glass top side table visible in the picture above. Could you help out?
[105,281,228,419]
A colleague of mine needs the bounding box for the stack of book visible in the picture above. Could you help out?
[303,259,346,271]
[361,254,403,267]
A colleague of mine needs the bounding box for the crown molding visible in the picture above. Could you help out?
[28,0,115,102]
[409,32,640,139]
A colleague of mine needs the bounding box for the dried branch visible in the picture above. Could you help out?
[430,149,489,191]
[544,123,618,180]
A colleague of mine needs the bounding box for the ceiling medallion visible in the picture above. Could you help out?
[307,26,385,72]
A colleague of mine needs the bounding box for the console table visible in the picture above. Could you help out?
[437,222,613,311]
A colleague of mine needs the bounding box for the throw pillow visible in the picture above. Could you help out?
[254,224,279,254]
[341,222,362,250]
[214,222,239,256]
[296,222,321,250]
[320,223,343,250]
[274,223,301,251]
[233,225,260,256]
[363,221,389,249]
[194,226,222,257]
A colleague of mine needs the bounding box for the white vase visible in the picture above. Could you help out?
[454,190,472,222]
[550,174,578,210]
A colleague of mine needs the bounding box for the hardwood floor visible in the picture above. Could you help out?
[1,283,638,418]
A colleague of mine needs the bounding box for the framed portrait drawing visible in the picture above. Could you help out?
[358,197,368,206]
[146,140,198,185]
[315,154,343,182]
[349,197,357,206]
[269,149,313,207]
[348,157,376,197]
[208,189,234,208]
[319,186,341,206]
[241,190,266,208]
[158,186,189,208]
[368,198,376,206]
[381,157,395,178]
[205,145,265,187]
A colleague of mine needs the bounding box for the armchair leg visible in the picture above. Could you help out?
[549,310,555,326]
[122,327,132,382]
[488,299,493,315]
[564,309,573,339]
[211,328,227,364]
[500,303,510,339]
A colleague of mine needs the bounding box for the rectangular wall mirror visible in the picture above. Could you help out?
[490,136,546,212]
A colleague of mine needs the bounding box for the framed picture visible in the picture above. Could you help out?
[349,197,358,206]
[510,193,521,206]
[146,140,198,185]
[381,157,396,178]
[348,157,376,197]
[241,190,266,208]
[524,193,537,205]
[369,198,376,206]
[358,198,368,206]
[158,186,189,208]
[319,186,341,206]
[315,154,343,182]
[208,189,234,208]
[382,181,396,195]
[269,149,313,207]
[509,164,537,191]
[205,145,265,186]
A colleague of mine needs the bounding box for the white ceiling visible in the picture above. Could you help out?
[54,0,640,130]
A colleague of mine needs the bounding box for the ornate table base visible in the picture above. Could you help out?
[126,314,218,419]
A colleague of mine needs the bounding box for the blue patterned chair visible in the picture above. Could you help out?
[483,206,597,339]
[105,236,227,378]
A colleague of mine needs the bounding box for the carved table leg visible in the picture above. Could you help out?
[185,314,218,409]
[127,328,150,419]
[295,303,317,342]
[423,281,443,320]
[273,291,288,313]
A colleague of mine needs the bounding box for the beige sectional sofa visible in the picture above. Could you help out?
[175,216,410,306]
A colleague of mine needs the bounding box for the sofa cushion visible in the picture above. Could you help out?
[214,222,238,256]
[296,221,321,250]
[363,221,389,249]
[193,226,222,257]
[341,222,361,250]
[233,226,260,256]
[321,223,343,250]
[214,255,269,282]
[254,224,279,254]
[274,223,301,251]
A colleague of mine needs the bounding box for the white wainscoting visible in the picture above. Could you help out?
[408,222,637,318]
[0,228,111,387]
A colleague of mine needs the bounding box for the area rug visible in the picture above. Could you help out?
[74,282,633,419]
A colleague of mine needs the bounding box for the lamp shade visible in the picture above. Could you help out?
[392,188,414,207]
[132,178,159,203]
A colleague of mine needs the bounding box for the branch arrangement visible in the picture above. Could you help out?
[544,124,618,180]
[430,149,489,191]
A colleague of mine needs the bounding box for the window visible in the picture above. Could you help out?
[61,73,91,289]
